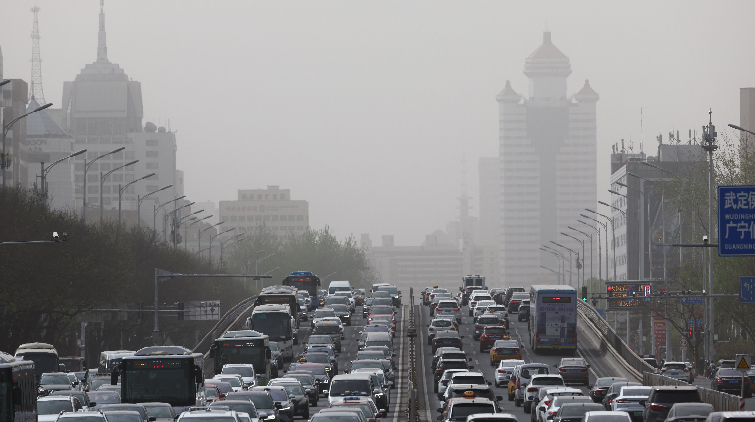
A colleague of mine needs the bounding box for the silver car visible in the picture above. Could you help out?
[434,300,462,323]
[495,359,524,387]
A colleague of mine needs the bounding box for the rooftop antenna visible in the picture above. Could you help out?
[621,139,625,153]
[628,137,634,153]
[29,5,46,103]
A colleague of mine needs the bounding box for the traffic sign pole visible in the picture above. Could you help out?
[736,354,752,398]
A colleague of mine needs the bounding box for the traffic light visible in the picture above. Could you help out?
[177,302,185,320]
[689,325,693,337]
[581,286,588,301]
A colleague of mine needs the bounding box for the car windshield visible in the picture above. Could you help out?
[596,378,626,387]
[449,403,496,420]
[330,305,349,313]
[587,416,631,422]
[298,366,327,375]
[330,380,371,396]
[365,340,391,348]
[477,318,498,324]
[719,370,743,377]
[621,388,651,397]
[484,327,507,334]
[562,359,585,366]
[103,414,141,422]
[249,395,274,409]
[520,367,549,378]
[267,390,288,401]
[144,406,174,418]
[179,418,235,422]
[309,336,333,344]
[433,320,453,327]
[350,362,381,371]
[269,343,279,351]
[89,378,110,390]
[222,367,254,378]
[442,353,466,361]
[441,362,469,370]
[217,377,241,387]
[437,302,456,309]
[88,392,121,404]
[452,375,485,385]
[38,400,73,414]
[664,364,686,370]
[655,390,701,402]
[40,374,71,385]
[560,405,604,416]
[333,404,373,417]
[533,377,563,385]
[281,385,303,396]
[314,325,341,334]
[372,299,392,306]
[304,354,330,364]
[284,375,312,385]
[357,352,384,360]
[315,310,337,318]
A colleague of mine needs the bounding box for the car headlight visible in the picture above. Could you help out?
[265,415,276,420]
[281,407,291,411]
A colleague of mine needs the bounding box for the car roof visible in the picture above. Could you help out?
[38,396,74,401]
[334,374,373,380]
[58,413,106,418]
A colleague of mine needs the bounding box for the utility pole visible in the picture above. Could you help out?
[702,110,718,362]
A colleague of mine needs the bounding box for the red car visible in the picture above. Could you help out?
[479,326,510,352]
[204,385,223,403]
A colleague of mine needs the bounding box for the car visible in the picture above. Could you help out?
[178,409,243,422]
[473,301,498,319]
[328,304,353,326]
[469,294,493,316]
[436,369,469,394]
[328,396,383,422]
[642,357,659,370]
[523,375,565,414]
[362,346,395,367]
[328,373,377,405]
[609,385,651,421]
[99,404,150,422]
[56,411,109,422]
[267,379,311,419]
[312,308,338,326]
[431,294,455,315]
[215,374,245,392]
[445,372,490,393]
[331,291,357,312]
[280,372,319,406]
[512,363,551,408]
[588,377,627,403]
[428,318,459,344]
[441,384,502,409]
[581,411,631,422]
[221,364,257,388]
[465,414,519,422]
[86,391,121,410]
[435,300,463,323]
[502,287,526,307]
[661,362,693,383]
[432,349,468,370]
[225,390,280,422]
[311,411,361,422]
[348,359,395,384]
[363,332,393,351]
[300,350,338,378]
[706,411,755,421]
[553,403,605,422]
[432,331,464,353]
[473,315,502,341]
[438,397,497,422]
[37,396,84,422]
[350,369,390,413]
[490,340,521,366]
[435,359,475,383]
[206,380,234,398]
[518,305,530,322]
[711,368,752,397]
[285,363,330,396]
[495,359,524,388]
[205,385,223,403]
[507,293,529,313]
[38,372,74,394]
[532,392,590,422]
[640,386,702,422]
[602,382,641,410]
[359,325,391,350]
[554,358,590,386]
[663,403,714,422]
[362,298,374,317]
[484,306,510,328]
[312,320,344,352]
[101,410,146,422]
[141,403,177,422]
[48,390,94,409]
[479,326,510,352]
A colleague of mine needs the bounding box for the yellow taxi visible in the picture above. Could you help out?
[490,339,522,366]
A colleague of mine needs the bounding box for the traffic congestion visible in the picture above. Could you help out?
[3,272,755,422]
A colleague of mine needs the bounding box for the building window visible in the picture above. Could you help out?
[242,194,248,200]
[88,186,99,194]
[112,174,123,182]
[296,215,304,221]
[297,226,304,231]
[146,151,159,158]
[146,139,158,146]
[75,175,85,183]
[101,185,112,194]
[263,215,270,221]
[255,215,262,221]
[257,194,262,200]
[280,194,286,200]
[272,215,279,221]
[273,194,278,200]
[230,216,237,222]
[75,163,85,171]
[146,162,159,169]
[265,194,269,199]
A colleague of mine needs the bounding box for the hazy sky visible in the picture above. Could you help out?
[2,1,754,245]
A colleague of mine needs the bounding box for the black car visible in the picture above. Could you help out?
[226,390,280,422]
[362,298,373,318]
[327,304,352,326]
[434,359,474,383]
[281,372,319,406]
[473,315,502,341]
[299,351,336,379]
[269,381,310,419]
[640,386,702,422]
[208,401,261,422]
[432,331,464,353]
[285,363,330,396]
[588,377,627,403]
[517,305,530,322]
[432,350,468,370]
[711,368,752,397]
[99,404,150,422]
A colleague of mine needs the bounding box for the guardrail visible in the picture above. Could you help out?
[577,300,656,377]
[193,295,258,354]
[406,289,418,422]
[643,372,743,411]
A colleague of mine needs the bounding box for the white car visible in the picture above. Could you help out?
[311,317,344,332]
[610,385,652,417]
[435,300,462,323]
[532,388,584,422]
[468,294,493,316]
[38,396,85,422]
[473,301,497,319]
[495,359,524,387]
[582,411,631,422]
[331,292,356,311]
[178,409,244,422]
[221,364,257,388]
[660,361,691,382]
[214,374,245,392]
[436,369,469,395]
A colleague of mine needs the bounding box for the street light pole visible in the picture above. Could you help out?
[220,233,244,269]
[100,159,138,223]
[561,232,584,291]
[703,111,718,361]
[550,241,576,287]
[118,173,155,227]
[198,221,225,260]
[137,184,172,230]
[587,208,616,281]
[568,226,592,288]
[209,228,236,261]
[83,147,125,220]
[539,247,562,284]
[542,245,566,284]
[154,195,185,232]
[164,202,195,246]
[185,215,212,251]
[39,149,87,197]
[256,253,276,289]
[2,101,52,187]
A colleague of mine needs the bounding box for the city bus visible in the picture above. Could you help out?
[210,332,271,384]
[0,352,36,422]
[13,343,58,382]
[256,286,301,329]
[282,271,321,309]
[247,304,296,360]
[117,346,204,413]
[528,285,578,354]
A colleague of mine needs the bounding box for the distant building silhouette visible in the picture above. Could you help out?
[497,32,599,285]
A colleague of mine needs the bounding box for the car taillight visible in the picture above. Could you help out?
[517,378,520,389]
[593,389,602,394]
[649,404,667,412]
[536,332,542,344]
[476,325,482,330]
[616,399,631,403]
[661,368,667,372]
[436,369,443,374]
[527,387,538,392]
[544,400,550,406]
[505,313,509,317]
[745,378,751,384]
[455,308,460,311]
[569,332,577,344]
[581,368,588,372]
[558,367,565,372]
[497,369,506,373]
[717,377,724,384]
[682,368,688,372]
[429,327,434,331]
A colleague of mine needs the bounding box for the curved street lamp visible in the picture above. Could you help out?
[198,221,224,258]
[3,101,52,187]
[83,147,125,219]
[137,184,172,229]
[39,149,87,197]
[185,214,213,250]
[154,195,185,231]
[118,173,155,227]
[100,159,138,223]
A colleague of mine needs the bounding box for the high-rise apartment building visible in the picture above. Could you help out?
[497,32,599,286]
[218,186,309,242]
[61,2,179,226]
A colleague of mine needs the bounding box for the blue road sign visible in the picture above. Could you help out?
[740,276,755,304]
[696,319,702,327]
[719,185,755,256]
[681,296,703,304]
[688,319,694,327]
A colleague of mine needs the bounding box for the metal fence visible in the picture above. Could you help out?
[577,300,656,378]
[406,289,418,422]
[643,372,743,411]
[193,295,258,355]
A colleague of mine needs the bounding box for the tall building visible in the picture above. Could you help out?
[478,157,498,247]
[61,1,179,227]
[497,32,598,286]
[218,186,310,242]
[741,88,755,150]
[1,79,29,187]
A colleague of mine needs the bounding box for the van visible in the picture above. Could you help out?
[328,373,376,405]
[328,281,352,295]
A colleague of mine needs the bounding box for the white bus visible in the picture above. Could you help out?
[247,304,295,361]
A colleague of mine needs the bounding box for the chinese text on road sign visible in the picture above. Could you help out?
[719,185,755,256]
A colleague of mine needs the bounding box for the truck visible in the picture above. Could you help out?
[460,275,486,306]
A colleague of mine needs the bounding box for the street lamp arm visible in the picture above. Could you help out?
[598,200,627,217]
[86,147,125,170]
[139,184,173,206]
[155,195,186,215]
[729,123,755,137]
[103,159,138,181]
[188,215,212,229]
[121,173,155,195]
[44,149,87,175]
[3,102,53,135]
[608,189,628,198]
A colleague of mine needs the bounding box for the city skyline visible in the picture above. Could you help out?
[1,1,754,246]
